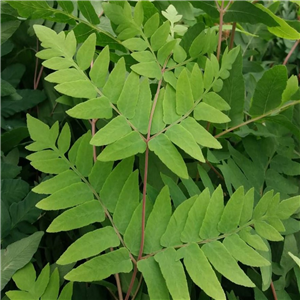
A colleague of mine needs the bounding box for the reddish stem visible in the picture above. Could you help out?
[216,1,225,61]
[270,281,278,300]
[229,22,236,50]
[283,39,300,66]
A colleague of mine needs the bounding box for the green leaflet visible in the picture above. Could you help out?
[64,248,132,282]
[124,200,153,256]
[88,161,113,193]
[76,33,96,70]
[57,123,71,154]
[113,170,140,234]
[194,102,231,123]
[47,200,105,232]
[6,290,35,300]
[254,220,283,241]
[64,30,77,58]
[100,157,134,212]
[89,46,110,88]
[30,158,70,175]
[28,264,50,299]
[148,134,188,179]
[57,282,73,300]
[144,186,172,254]
[181,243,225,300]
[150,87,166,134]
[57,0,73,13]
[57,227,119,265]
[249,66,288,116]
[199,185,224,239]
[190,63,204,101]
[173,44,187,63]
[45,69,86,84]
[103,57,126,104]
[122,38,148,51]
[163,84,181,124]
[32,170,80,195]
[117,72,139,119]
[157,40,177,65]
[165,125,205,162]
[41,268,59,300]
[160,196,196,247]
[218,187,244,233]
[12,263,36,292]
[176,69,194,115]
[257,4,300,40]
[133,1,144,26]
[181,117,221,149]
[130,78,152,134]
[137,257,170,300]
[282,75,299,104]
[239,227,269,252]
[181,188,210,243]
[203,92,230,111]
[26,114,52,145]
[144,13,159,38]
[1,232,44,290]
[67,97,112,119]
[154,248,190,300]
[131,51,156,63]
[36,182,94,211]
[97,131,146,162]
[202,241,255,287]
[55,80,97,99]
[77,0,99,25]
[150,21,170,51]
[253,190,273,219]
[43,57,74,70]
[131,62,162,80]
[90,115,132,146]
[276,196,300,220]
[181,177,200,197]
[223,234,270,267]
[239,188,254,225]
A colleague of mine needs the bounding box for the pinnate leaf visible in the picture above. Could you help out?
[148,134,188,179]
[57,227,119,265]
[150,21,170,51]
[76,33,96,70]
[55,80,97,99]
[131,62,162,80]
[194,102,231,123]
[176,69,194,115]
[65,248,132,282]
[97,131,146,162]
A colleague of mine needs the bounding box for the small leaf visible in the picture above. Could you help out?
[137,257,170,300]
[148,134,188,179]
[97,131,146,162]
[90,116,132,146]
[47,200,105,232]
[203,92,230,111]
[76,33,96,70]
[78,0,99,24]
[202,241,255,287]
[123,38,148,51]
[31,158,70,174]
[182,243,226,300]
[150,88,166,134]
[55,80,97,99]
[117,72,140,119]
[36,182,94,211]
[100,157,134,212]
[131,51,155,63]
[239,228,269,251]
[41,268,59,300]
[181,117,221,149]
[57,123,71,154]
[254,220,284,241]
[114,171,140,234]
[67,97,112,119]
[57,282,73,300]
[134,1,144,26]
[157,40,177,65]
[239,188,254,225]
[154,248,190,300]
[249,66,288,116]
[65,248,132,282]
[165,124,205,162]
[176,69,194,115]
[88,161,113,193]
[27,114,50,144]
[223,234,270,267]
[45,69,86,84]
[11,263,36,292]
[89,46,110,88]
[144,186,172,253]
[42,57,74,70]
[190,63,204,101]
[194,102,231,123]
[276,196,300,220]
[150,21,170,51]
[144,13,159,38]
[253,190,273,220]
[131,62,162,79]
[200,185,224,239]
[29,264,50,298]
[57,227,119,265]
[163,84,181,124]
[218,187,244,233]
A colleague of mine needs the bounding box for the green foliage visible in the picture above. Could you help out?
[2,1,300,300]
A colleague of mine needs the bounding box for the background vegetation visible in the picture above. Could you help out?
[1,1,300,300]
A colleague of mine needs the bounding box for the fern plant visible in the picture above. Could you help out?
[5,1,300,300]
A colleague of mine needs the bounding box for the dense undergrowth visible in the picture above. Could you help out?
[1,1,300,300]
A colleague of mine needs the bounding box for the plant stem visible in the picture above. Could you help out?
[283,39,300,66]
[270,281,278,300]
[89,119,98,163]
[229,22,236,50]
[214,100,300,139]
[131,275,143,300]
[110,247,124,300]
[216,0,225,61]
